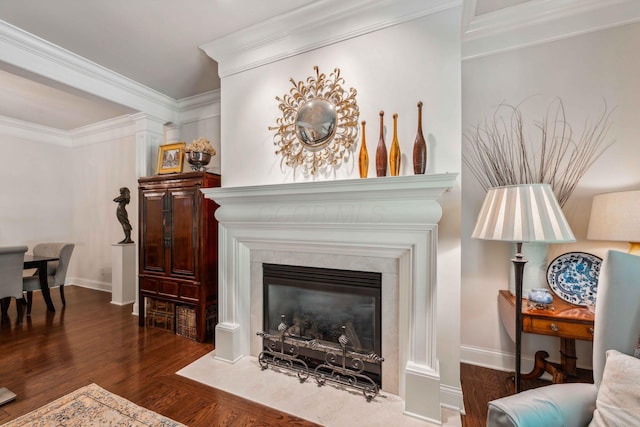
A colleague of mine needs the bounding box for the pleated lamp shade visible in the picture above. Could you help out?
[472,184,575,243]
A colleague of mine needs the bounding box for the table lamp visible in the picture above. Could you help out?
[472,183,575,392]
[587,190,640,254]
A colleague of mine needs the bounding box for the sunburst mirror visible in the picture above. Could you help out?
[270,66,359,175]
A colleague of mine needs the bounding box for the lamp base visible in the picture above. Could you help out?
[510,242,548,297]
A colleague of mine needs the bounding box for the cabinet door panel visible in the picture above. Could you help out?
[169,189,198,277]
[141,191,166,273]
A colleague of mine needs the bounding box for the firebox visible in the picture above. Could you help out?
[262,263,382,384]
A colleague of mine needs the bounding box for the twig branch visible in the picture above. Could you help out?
[463,98,615,207]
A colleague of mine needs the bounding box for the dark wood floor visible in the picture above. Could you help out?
[1,286,591,426]
[0,286,318,426]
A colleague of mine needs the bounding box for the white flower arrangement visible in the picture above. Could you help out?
[185,137,216,155]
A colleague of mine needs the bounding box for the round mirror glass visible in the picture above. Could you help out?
[295,99,337,148]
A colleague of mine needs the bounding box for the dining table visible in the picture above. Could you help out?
[24,254,59,313]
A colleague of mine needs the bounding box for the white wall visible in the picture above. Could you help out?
[0,121,139,294]
[180,116,221,175]
[69,130,138,290]
[218,7,462,397]
[461,22,640,371]
[0,134,73,247]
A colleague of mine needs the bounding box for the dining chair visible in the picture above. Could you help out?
[23,243,75,315]
[0,245,29,320]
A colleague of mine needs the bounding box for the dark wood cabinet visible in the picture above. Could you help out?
[138,172,220,342]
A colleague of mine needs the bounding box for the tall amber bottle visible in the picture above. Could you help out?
[413,101,427,174]
[389,113,401,176]
[358,120,369,178]
[375,111,387,177]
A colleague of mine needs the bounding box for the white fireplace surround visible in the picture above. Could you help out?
[203,173,457,423]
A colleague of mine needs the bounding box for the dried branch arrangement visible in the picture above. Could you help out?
[463,98,614,207]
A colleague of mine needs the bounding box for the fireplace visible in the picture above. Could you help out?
[262,263,382,383]
[203,174,458,423]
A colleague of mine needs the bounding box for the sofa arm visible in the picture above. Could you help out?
[487,383,598,427]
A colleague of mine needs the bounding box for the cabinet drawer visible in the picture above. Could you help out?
[524,317,594,341]
[140,277,158,293]
[180,284,199,302]
[158,280,179,298]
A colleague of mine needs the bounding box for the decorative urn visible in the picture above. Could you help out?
[187,151,212,171]
[185,137,216,171]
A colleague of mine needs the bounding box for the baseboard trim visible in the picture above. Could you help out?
[461,344,592,380]
[67,278,111,293]
[440,383,465,415]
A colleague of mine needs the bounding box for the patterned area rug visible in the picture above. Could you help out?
[3,383,184,426]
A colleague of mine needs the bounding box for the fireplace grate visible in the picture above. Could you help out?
[257,315,384,401]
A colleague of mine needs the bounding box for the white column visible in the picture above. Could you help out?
[132,113,165,179]
[111,243,137,305]
[130,113,165,316]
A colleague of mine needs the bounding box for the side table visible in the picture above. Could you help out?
[498,290,594,383]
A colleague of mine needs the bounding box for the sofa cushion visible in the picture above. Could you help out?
[589,349,640,426]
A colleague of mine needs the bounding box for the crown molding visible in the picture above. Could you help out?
[200,0,462,78]
[0,92,219,145]
[178,89,221,124]
[0,114,71,146]
[461,0,477,34]
[177,89,220,111]
[70,115,137,147]
[0,20,178,122]
[462,0,640,60]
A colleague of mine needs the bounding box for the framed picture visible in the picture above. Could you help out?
[157,142,185,174]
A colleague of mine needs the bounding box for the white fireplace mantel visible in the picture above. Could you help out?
[203,173,458,423]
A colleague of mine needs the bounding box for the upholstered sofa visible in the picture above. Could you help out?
[487,250,640,426]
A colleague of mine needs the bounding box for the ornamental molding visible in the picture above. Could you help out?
[200,0,462,78]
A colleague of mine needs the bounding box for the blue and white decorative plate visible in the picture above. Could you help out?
[547,252,602,306]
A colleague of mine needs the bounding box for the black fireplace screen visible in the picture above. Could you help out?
[258,264,382,399]
[263,264,382,355]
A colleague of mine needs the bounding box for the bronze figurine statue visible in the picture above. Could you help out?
[113,187,133,244]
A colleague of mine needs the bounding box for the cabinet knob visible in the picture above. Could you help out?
[550,323,559,332]
[589,327,594,335]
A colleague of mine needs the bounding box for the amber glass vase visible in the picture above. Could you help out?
[413,101,427,174]
[358,121,369,178]
[375,111,387,177]
[389,113,401,176]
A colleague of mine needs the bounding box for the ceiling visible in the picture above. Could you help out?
[0,0,522,131]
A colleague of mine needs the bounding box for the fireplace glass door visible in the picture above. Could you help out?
[263,263,382,382]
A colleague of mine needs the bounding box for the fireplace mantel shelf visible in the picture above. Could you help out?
[202,173,458,226]
[202,173,457,204]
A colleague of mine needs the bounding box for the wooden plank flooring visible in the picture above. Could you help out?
[1,286,591,426]
[0,286,318,426]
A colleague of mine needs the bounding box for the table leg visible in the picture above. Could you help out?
[15,298,25,324]
[139,296,145,326]
[560,338,578,377]
[0,297,9,317]
[522,346,573,384]
[39,264,55,313]
[521,350,550,380]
